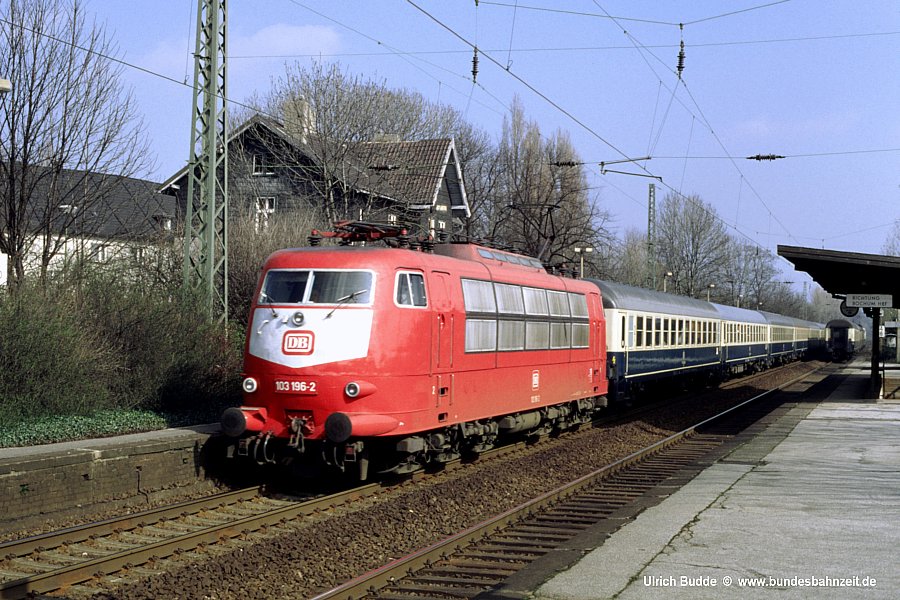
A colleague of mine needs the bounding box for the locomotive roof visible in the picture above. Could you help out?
[587,279,720,319]
[710,303,769,324]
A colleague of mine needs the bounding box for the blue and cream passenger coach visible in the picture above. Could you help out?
[589,280,723,400]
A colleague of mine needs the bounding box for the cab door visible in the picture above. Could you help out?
[430,271,454,409]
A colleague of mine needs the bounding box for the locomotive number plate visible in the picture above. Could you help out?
[273,379,318,394]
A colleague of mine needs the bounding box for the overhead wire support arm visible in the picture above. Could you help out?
[598,156,660,180]
[746,154,785,161]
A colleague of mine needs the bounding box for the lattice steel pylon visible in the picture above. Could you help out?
[183,0,228,322]
[646,183,656,290]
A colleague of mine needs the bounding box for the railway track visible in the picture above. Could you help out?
[0,485,382,599]
[0,363,817,599]
[311,367,816,600]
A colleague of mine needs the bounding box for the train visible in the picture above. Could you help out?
[221,224,824,480]
[825,319,867,361]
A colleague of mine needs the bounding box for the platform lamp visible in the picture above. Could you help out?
[663,271,673,293]
[706,283,716,302]
[574,246,593,278]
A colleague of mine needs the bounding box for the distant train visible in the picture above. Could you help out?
[825,319,867,361]
[221,224,825,479]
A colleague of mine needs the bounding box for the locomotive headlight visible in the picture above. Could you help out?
[242,377,259,393]
[344,380,376,399]
[290,311,305,326]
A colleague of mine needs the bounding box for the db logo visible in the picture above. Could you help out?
[283,331,315,355]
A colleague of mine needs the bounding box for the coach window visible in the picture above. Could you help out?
[636,316,645,347]
[621,315,626,348]
[627,315,635,348]
[654,318,662,346]
[395,272,427,307]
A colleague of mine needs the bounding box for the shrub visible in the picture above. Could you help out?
[0,284,118,428]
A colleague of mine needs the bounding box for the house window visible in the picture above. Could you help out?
[153,215,173,231]
[388,213,398,224]
[255,197,276,231]
[252,154,274,176]
[90,243,108,262]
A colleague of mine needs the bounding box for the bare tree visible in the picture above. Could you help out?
[488,97,613,265]
[655,193,730,297]
[612,228,650,287]
[0,0,152,289]
[882,219,900,256]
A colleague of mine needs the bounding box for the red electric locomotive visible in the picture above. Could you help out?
[221,225,608,479]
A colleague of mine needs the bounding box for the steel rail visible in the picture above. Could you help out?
[311,366,818,600]
[0,484,378,599]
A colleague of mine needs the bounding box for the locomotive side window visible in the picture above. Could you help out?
[568,293,589,318]
[526,321,550,350]
[496,283,525,314]
[396,272,427,307]
[466,319,497,352]
[572,323,589,348]
[550,322,570,349]
[523,287,549,315]
[462,279,497,313]
[499,321,526,350]
[547,291,570,317]
[462,280,591,353]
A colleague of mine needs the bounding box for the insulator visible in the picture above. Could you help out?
[472,47,479,83]
[677,40,685,79]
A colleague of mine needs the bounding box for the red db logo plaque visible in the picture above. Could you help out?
[283,331,315,355]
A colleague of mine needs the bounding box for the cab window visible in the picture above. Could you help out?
[396,272,427,307]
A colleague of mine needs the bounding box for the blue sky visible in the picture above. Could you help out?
[87,0,898,262]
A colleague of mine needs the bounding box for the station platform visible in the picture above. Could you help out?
[488,360,900,599]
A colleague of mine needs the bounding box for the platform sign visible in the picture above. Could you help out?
[846,293,892,308]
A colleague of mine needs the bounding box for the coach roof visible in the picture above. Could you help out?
[588,280,720,319]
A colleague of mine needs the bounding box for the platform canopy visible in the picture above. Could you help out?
[778,245,900,308]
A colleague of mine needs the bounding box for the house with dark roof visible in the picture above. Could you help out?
[158,114,470,238]
[0,169,176,285]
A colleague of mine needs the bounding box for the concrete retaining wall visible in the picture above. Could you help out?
[0,425,226,533]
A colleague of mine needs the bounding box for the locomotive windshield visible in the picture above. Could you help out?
[260,270,372,305]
